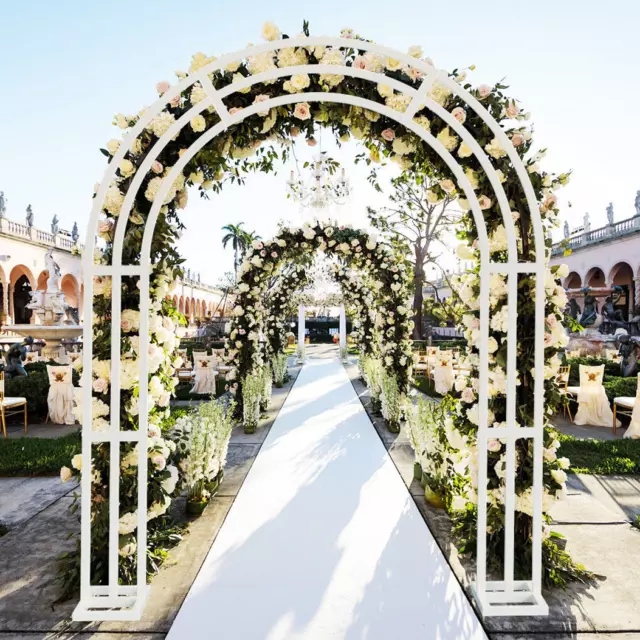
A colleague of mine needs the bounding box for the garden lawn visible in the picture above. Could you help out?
[413,377,442,398]
[0,432,81,477]
[557,432,640,475]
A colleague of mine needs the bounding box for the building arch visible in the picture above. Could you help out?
[564,271,582,290]
[584,266,606,288]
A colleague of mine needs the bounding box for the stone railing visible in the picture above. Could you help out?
[0,217,84,253]
[552,215,640,257]
[181,277,225,295]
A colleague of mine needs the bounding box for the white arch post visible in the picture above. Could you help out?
[78,34,548,621]
[339,304,347,356]
[297,304,306,363]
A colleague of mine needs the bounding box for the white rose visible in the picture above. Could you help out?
[60,466,73,483]
[262,21,280,41]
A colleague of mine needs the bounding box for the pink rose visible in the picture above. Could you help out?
[478,195,492,210]
[451,107,466,124]
[293,102,311,120]
[156,81,170,95]
[169,95,181,108]
[506,100,520,118]
[151,454,166,471]
[92,377,108,394]
[461,387,475,403]
[271,251,277,258]
[381,128,395,142]
[307,137,317,147]
[253,94,270,115]
[98,219,114,239]
[478,84,492,99]
[260,250,266,257]
[121,318,133,332]
[151,161,163,174]
[290,126,300,137]
[229,107,243,115]
[353,55,368,70]
[256,242,264,249]
[511,133,524,147]
[487,439,501,452]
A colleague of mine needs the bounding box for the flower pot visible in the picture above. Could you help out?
[186,498,209,516]
[244,424,256,434]
[386,420,400,434]
[424,486,445,510]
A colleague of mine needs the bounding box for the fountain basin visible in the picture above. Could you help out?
[4,325,83,361]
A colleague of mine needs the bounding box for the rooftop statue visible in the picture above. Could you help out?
[26,204,34,228]
[563,220,570,238]
[606,202,614,225]
[635,190,640,216]
[0,191,6,218]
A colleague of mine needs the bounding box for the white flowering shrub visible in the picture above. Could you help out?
[340,347,349,363]
[242,374,262,433]
[360,355,383,409]
[271,353,288,388]
[171,399,234,504]
[408,399,448,497]
[260,363,273,412]
[296,343,306,363]
[380,370,403,432]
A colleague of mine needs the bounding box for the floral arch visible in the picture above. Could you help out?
[75,22,572,621]
[228,222,412,431]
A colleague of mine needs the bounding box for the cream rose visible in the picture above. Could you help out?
[293,102,311,120]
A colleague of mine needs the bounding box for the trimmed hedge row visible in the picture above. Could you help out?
[3,362,80,420]
[557,432,640,475]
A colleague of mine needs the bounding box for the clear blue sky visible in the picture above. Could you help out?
[1,1,638,284]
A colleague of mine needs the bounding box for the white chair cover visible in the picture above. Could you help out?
[624,375,640,439]
[433,355,454,395]
[191,356,217,395]
[574,365,619,428]
[191,350,207,367]
[25,352,39,364]
[47,365,76,425]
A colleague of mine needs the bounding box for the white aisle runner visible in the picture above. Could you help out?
[168,356,486,640]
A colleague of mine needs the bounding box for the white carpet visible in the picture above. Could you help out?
[167,356,487,640]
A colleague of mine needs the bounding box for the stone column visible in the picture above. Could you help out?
[1,282,9,322]
[7,284,13,324]
[339,304,347,352]
[634,276,640,313]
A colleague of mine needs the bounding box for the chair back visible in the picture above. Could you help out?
[0,371,4,401]
[25,352,39,364]
[636,374,640,398]
[47,365,73,385]
[195,356,216,370]
[212,348,225,359]
[192,350,207,362]
[427,347,438,357]
[557,366,570,388]
[68,351,83,365]
[435,354,453,369]
[579,364,604,387]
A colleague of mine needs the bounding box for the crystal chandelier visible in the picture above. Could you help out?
[286,151,351,209]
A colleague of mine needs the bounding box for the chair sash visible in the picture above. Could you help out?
[575,364,618,428]
[433,357,454,395]
[191,357,217,394]
[47,365,76,425]
[624,375,640,439]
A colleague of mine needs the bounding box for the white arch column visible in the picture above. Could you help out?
[297,304,305,352]
[339,304,347,353]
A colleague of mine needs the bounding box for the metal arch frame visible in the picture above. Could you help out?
[77,35,548,621]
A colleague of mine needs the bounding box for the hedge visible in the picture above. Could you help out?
[174,378,227,401]
[3,362,80,420]
[412,339,466,351]
[566,357,621,386]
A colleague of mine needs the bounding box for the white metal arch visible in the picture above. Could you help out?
[79,35,548,621]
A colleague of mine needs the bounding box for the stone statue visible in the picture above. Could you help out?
[635,190,640,217]
[2,337,35,378]
[617,334,639,378]
[0,192,6,218]
[566,298,580,320]
[26,204,33,228]
[187,268,191,280]
[71,222,79,243]
[197,272,201,283]
[602,290,626,324]
[579,294,599,327]
[44,248,61,292]
[51,214,59,236]
[26,290,44,311]
[583,212,591,233]
[606,202,614,225]
[563,220,570,239]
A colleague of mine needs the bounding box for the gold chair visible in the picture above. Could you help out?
[556,365,573,422]
[0,371,28,438]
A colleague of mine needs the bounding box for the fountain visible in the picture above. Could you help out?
[3,248,82,362]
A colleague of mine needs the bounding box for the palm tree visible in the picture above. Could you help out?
[222,223,248,277]
[242,230,262,257]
